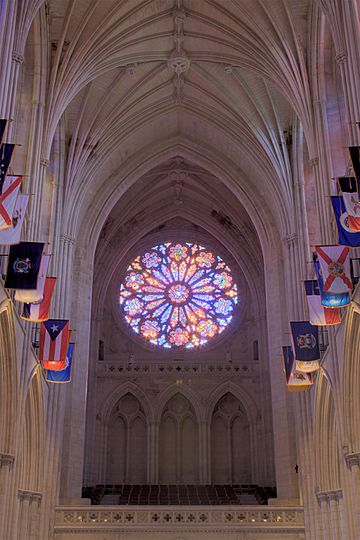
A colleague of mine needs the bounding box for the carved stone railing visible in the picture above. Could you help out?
[55,505,304,533]
[96,361,259,378]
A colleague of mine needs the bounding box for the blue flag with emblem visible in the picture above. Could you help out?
[45,343,74,383]
[290,321,320,361]
[331,196,360,247]
[0,143,15,194]
[314,260,350,307]
[4,241,44,290]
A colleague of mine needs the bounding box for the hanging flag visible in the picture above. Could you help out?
[295,360,320,373]
[331,196,360,247]
[21,277,56,322]
[0,175,22,230]
[14,254,50,303]
[39,319,70,370]
[304,280,341,326]
[315,245,352,294]
[5,241,44,290]
[45,343,74,384]
[0,120,7,144]
[282,346,313,392]
[0,193,29,245]
[0,143,15,193]
[290,321,320,373]
[338,176,360,231]
[349,146,360,189]
[314,260,350,307]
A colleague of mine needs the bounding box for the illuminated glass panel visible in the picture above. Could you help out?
[119,242,238,349]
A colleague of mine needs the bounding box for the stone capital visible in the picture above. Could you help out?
[309,157,319,168]
[344,450,360,469]
[335,51,348,65]
[12,52,24,64]
[0,452,15,468]
[283,233,298,245]
[18,489,43,503]
[40,158,50,167]
[60,232,75,245]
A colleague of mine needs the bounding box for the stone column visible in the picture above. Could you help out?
[0,453,15,536]
[17,490,42,540]
[344,451,360,533]
[149,421,158,484]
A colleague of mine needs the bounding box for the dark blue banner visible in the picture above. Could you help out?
[290,321,320,361]
[5,241,44,290]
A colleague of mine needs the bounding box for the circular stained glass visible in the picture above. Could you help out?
[119,242,238,349]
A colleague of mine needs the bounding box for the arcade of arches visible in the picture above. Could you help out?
[0,1,360,539]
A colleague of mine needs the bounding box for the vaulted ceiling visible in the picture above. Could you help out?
[39,0,320,314]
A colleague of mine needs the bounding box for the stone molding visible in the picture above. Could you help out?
[55,506,304,533]
[0,452,14,468]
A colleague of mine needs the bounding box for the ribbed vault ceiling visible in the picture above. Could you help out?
[41,0,317,303]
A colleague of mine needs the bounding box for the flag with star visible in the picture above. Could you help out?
[39,319,70,370]
[0,143,15,193]
[45,343,74,383]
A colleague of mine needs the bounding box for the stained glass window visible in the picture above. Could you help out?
[119,242,238,349]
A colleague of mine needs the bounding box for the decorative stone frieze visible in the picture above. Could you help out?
[55,506,304,533]
[96,361,258,378]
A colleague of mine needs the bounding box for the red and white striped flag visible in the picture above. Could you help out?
[40,319,70,371]
[21,277,56,322]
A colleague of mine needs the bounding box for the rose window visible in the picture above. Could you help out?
[119,242,238,349]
